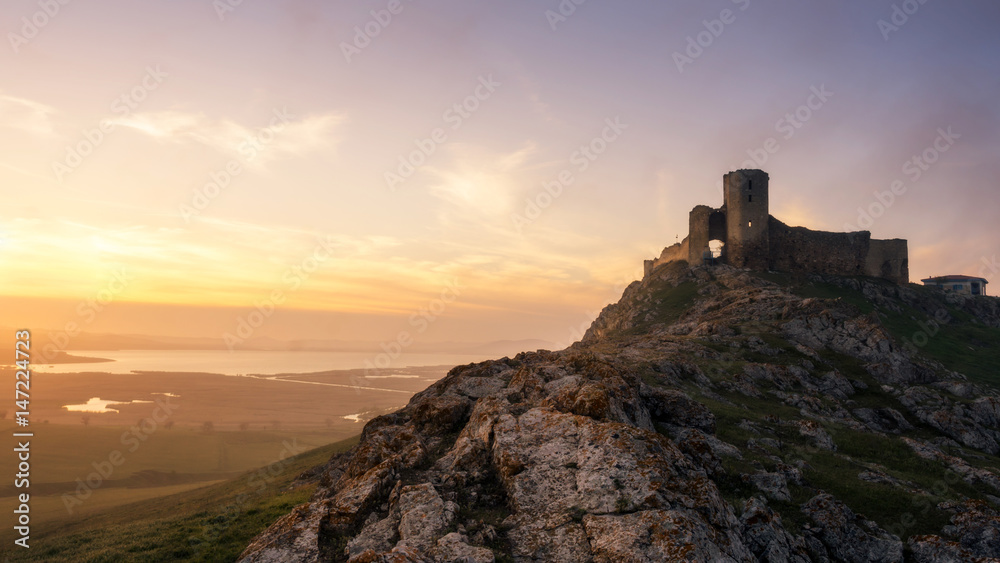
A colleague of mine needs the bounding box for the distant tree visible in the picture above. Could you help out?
[325,417,333,429]
[239,422,250,432]
[164,420,175,430]
[201,421,215,434]
[81,415,91,427]
[0,409,7,420]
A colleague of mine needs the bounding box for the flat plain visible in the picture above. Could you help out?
[0,364,452,553]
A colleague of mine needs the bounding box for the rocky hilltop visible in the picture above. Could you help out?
[239,261,1000,562]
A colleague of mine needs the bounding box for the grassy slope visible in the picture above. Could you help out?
[623,280,699,336]
[0,435,359,562]
[0,422,348,485]
[641,275,1000,539]
[780,273,1000,386]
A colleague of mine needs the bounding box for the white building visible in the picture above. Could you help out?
[921,275,989,296]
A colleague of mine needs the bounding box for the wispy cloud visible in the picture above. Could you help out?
[109,110,346,165]
[426,141,538,215]
[0,93,56,137]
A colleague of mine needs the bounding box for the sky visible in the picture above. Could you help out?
[1,0,998,349]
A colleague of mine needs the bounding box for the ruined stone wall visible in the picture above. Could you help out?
[769,219,870,277]
[866,238,909,285]
[645,237,689,279]
[768,218,910,284]
[661,237,689,264]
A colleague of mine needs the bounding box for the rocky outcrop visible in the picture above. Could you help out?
[852,407,913,434]
[909,500,1000,562]
[800,494,903,562]
[242,263,1000,562]
[749,472,791,502]
[900,437,1000,494]
[239,502,327,562]
[899,388,1000,455]
[240,352,759,562]
[740,497,810,562]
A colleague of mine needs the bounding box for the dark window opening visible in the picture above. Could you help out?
[749,195,753,202]
[749,180,752,191]
[708,211,727,242]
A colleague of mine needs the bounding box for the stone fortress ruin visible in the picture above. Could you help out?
[645,169,910,284]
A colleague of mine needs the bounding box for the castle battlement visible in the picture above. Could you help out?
[645,170,909,284]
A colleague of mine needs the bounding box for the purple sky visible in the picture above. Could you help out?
[1,0,998,346]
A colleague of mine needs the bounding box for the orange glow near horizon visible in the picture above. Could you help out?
[1,2,997,345]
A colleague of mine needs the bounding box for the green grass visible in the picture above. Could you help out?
[817,348,870,378]
[833,428,973,490]
[0,420,346,486]
[799,447,952,537]
[750,271,794,287]
[692,381,978,538]
[869,287,1000,388]
[639,272,1000,540]
[695,392,801,446]
[783,277,1000,388]
[625,281,700,335]
[792,279,876,314]
[0,435,359,562]
[886,316,1000,387]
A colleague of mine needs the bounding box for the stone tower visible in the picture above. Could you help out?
[644,168,908,284]
[724,169,770,270]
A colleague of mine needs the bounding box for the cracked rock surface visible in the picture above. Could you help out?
[241,262,1000,562]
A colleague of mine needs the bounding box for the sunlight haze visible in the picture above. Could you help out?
[2,0,998,347]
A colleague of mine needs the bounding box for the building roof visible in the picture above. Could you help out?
[921,275,989,284]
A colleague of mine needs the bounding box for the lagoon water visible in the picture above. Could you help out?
[32,350,493,376]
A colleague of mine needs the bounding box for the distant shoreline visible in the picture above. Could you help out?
[18,349,496,377]
[0,364,447,429]
[38,351,115,365]
[0,362,464,380]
